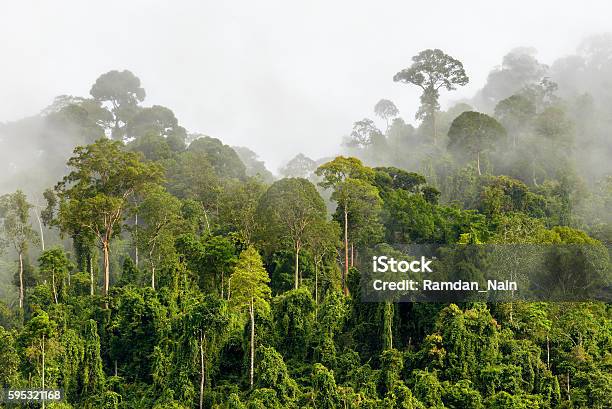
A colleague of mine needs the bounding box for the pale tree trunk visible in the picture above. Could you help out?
[314,260,319,310]
[350,243,354,267]
[199,331,205,409]
[34,209,45,251]
[476,151,482,176]
[221,271,224,299]
[134,213,139,267]
[249,299,255,389]
[19,251,24,309]
[150,249,156,290]
[103,240,110,297]
[89,255,94,296]
[52,273,58,304]
[432,110,437,146]
[42,334,46,409]
[343,207,349,296]
[294,242,300,290]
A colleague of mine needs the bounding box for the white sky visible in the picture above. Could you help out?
[0,0,610,172]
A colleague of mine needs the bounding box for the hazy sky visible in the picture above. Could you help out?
[1,1,610,172]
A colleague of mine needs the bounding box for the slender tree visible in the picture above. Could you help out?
[230,247,271,388]
[256,178,327,289]
[0,190,38,309]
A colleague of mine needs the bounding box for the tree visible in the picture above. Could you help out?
[0,190,38,309]
[280,153,317,179]
[230,247,271,388]
[90,70,145,140]
[448,111,507,175]
[374,99,399,131]
[394,49,469,144]
[346,118,382,149]
[218,178,266,244]
[38,248,72,304]
[494,94,536,148]
[54,138,163,299]
[256,178,327,289]
[184,294,229,409]
[316,157,379,293]
[134,185,183,289]
[232,146,274,183]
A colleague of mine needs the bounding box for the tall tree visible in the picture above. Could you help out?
[256,178,327,289]
[316,157,380,293]
[230,246,271,388]
[448,111,507,175]
[0,190,38,309]
[184,294,229,409]
[38,248,72,304]
[134,185,183,289]
[394,49,469,145]
[89,70,145,140]
[374,99,399,131]
[54,138,162,299]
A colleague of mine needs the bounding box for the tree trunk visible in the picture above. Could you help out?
[151,266,156,290]
[432,109,437,146]
[314,260,319,309]
[19,251,24,309]
[294,242,300,290]
[52,273,58,304]
[221,270,224,299]
[199,331,205,409]
[350,243,354,267]
[42,333,45,409]
[343,207,349,296]
[34,209,45,251]
[249,299,255,389]
[103,240,110,297]
[134,213,139,267]
[476,151,482,176]
[89,254,94,296]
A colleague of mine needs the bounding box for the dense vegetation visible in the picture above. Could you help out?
[0,42,611,409]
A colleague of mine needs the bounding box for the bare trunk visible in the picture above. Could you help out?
[34,209,45,251]
[103,240,110,296]
[221,270,224,299]
[134,213,139,267]
[249,299,255,388]
[343,207,349,296]
[314,260,319,309]
[42,334,45,409]
[19,252,24,309]
[151,266,156,290]
[476,151,482,176]
[294,242,300,290]
[350,243,354,267]
[199,331,205,409]
[52,273,58,304]
[567,372,570,400]
[89,254,94,296]
[432,109,437,146]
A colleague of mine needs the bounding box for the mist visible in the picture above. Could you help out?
[1,0,611,175]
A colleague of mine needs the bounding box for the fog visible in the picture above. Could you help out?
[1,0,610,174]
